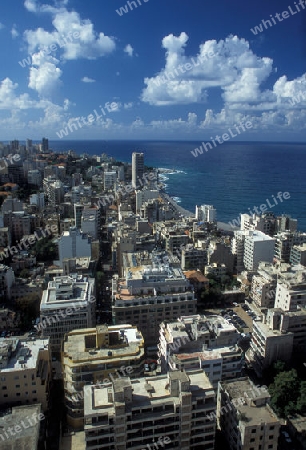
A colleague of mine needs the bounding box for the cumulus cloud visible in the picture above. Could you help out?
[124,44,134,57]
[28,52,62,97]
[81,76,95,83]
[23,8,116,61]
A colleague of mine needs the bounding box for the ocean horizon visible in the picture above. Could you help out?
[48,140,306,231]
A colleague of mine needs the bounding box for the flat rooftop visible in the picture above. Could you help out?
[0,338,49,372]
[63,326,144,363]
[221,378,279,426]
[0,405,41,449]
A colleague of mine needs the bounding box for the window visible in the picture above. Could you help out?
[16,385,20,388]
[16,393,20,397]
[2,387,7,390]
[32,390,37,394]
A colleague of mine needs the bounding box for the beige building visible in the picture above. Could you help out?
[112,251,196,345]
[62,325,145,429]
[247,320,294,377]
[84,369,216,450]
[0,338,51,411]
[218,377,280,450]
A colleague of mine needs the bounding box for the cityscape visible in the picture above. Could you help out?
[0,139,304,449]
[1,0,306,449]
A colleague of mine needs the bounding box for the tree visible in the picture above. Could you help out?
[297,381,306,415]
[269,369,301,417]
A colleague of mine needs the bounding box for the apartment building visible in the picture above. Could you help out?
[218,377,280,450]
[181,244,208,270]
[62,325,145,429]
[274,276,306,311]
[58,227,92,267]
[266,308,306,353]
[84,369,216,450]
[195,204,217,223]
[0,338,51,411]
[104,171,117,190]
[40,275,96,353]
[240,213,276,236]
[0,264,15,300]
[132,152,144,188]
[112,252,196,345]
[274,231,306,263]
[247,320,293,377]
[158,315,242,388]
[290,243,306,266]
[243,231,275,271]
[250,262,278,309]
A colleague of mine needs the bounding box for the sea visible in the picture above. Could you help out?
[49,140,306,231]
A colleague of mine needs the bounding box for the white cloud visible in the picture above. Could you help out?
[11,25,19,38]
[28,52,62,97]
[124,102,133,109]
[124,44,134,57]
[23,4,116,61]
[81,76,95,83]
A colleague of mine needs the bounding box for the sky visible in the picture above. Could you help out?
[0,0,306,140]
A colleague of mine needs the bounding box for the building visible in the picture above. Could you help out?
[0,264,15,300]
[74,204,84,230]
[28,170,42,187]
[218,377,280,450]
[112,251,196,345]
[0,404,44,450]
[104,171,117,190]
[62,325,145,429]
[250,262,278,309]
[158,315,242,388]
[247,320,294,377]
[41,137,49,152]
[290,243,306,266]
[40,275,96,353]
[240,213,276,236]
[81,208,100,240]
[243,231,275,271]
[195,205,217,223]
[181,245,208,270]
[132,152,144,188]
[58,227,92,267]
[30,193,45,210]
[0,337,51,411]
[274,276,306,311]
[84,369,216,450]
[135,189,159,213]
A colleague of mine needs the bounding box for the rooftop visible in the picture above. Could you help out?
[0,338,49,371]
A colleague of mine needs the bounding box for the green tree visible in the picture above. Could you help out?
[269,369,301,417]
[297,381,306,415]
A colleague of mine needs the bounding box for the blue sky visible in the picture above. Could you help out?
[0,0,306,140]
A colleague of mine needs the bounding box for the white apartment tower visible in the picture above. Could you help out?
[243,230,275,271]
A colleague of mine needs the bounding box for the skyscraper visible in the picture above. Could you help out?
[132,151,144,188]
[41,137,49,152]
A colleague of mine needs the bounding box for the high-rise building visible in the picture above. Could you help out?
[41,137,49,152]
[112,251,196,345]
[84,369,216,450]
[132,152,144,188]
[58,226,92,267]
[62,324,145,429]
[40,275,96,353]
[243,230,275,271]
[104,171,117,190]
[195,205,217,223]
